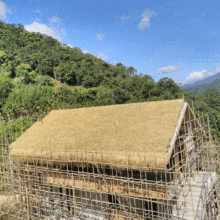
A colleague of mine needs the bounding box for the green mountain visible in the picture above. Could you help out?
[0,21,197,144]
[1,21,220,139]
[0,21,185,120]
[182,77,220,95]
[181,72,220,88]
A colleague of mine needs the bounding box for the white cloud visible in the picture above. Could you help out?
[82,50,91,54]
[97,53,108,61]
[120,15,130,21]
[0,1,11,21]
[49,16,62,24]
[24,22,62,41]
[214,65,220,73]
[138,9,155,30]
[35,10,41,13]
[157,65,181,74]
[96,33,105,41]
[63,44,73,48]
[205,65,220,77]
[180,65,220,85]
[183,70,207,84]
[60,28,66,37]
[82,50,107,60]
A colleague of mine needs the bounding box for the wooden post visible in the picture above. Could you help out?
[26,186,29,220]
[174,152,181,181]
[198,113,202,128]
[192,100,194,113]
[73,189,76,218]
[207,115,212,143]
[202,112,205,126]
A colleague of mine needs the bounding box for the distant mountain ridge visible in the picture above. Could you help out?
[182,75,220,94]
[181,72,220,88]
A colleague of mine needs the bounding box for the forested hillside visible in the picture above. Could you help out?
[0,21,220,139]
[183,77,220,95]
[181,72,220,88]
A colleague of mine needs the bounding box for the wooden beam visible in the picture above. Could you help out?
[167,102,188,164]
[47,174,170,200]
[207,115,212,143]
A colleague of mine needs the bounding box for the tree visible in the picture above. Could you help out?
[112,87,130,104]
[126,66,137,76]
[29,52,44,69]
[0,74,14,108]
[36,75,53,86]
[82,75,98,88]
[17,23,25,31]
[157,77,180,95]
[142,74,154,83]
[140,80,156,99]
[15,63,36,84]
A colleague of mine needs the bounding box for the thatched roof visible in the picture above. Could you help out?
[10,99,186,169]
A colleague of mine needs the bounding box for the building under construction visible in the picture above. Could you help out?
[0,99,220,219]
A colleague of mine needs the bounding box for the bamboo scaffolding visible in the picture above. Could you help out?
[0,110,219,219]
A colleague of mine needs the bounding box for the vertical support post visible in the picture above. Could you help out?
[192,100,194,113]
[73,189,76,218]
[151,199,154,220]
[26,186,30,220]
[202,112,205,127]
[207,115,212,143]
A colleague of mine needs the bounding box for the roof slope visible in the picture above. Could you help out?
[10,99,184,169]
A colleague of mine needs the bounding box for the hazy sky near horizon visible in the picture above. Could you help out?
[1,0,220,85]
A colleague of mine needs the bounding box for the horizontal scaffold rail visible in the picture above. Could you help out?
[21,165,171,200]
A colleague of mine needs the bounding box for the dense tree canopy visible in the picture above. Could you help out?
[0,21,220,139]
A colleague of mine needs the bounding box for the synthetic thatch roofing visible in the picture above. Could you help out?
[10,99,186,169]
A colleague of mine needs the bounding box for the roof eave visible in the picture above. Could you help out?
[166,101,207,165]
[166,101,188,165]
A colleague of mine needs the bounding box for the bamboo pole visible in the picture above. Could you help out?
[3,104,220,219]
[26,186,29,220]
[167,102,188,164]
[207,115,212,143]
[192,100,194,113]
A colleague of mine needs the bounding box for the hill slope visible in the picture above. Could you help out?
[182,77,220,94]
[1,21,220,140]
[0,21,185,119]
[181,72,220,88]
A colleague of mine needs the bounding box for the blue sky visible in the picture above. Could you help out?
[1,0,220,85]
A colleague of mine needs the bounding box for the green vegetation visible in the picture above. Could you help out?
[183,77,220,95]
[0,20,220,140]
